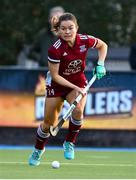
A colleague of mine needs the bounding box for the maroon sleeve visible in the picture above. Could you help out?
[48,46,61,63]
[87,35,98,48]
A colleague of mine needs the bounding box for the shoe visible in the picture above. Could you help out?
[63,141,75,160]
[28,148,45,166]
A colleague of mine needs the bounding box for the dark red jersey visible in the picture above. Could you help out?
[47,33,98,97]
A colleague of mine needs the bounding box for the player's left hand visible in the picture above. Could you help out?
[93,64,106,79]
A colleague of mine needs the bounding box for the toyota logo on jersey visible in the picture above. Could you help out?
[63,59,82,75]
[68,60,82,68]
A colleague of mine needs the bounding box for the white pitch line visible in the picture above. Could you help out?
[0,161,134,167]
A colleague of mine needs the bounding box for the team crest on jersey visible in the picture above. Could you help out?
[79,45,86,52]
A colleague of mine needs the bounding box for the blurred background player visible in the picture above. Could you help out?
[28,6,65,67]
[29,12,108,166]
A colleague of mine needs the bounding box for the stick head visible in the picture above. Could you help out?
[50,126,59,136]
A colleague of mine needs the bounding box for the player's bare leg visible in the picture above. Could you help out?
[29,97,63,166]
[63,90,87,160]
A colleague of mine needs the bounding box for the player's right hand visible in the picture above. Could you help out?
[74,86,86,96]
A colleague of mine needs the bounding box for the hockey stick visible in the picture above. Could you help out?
[50,74,97,136]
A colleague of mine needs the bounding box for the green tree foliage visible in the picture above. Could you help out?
[0,0,136,65]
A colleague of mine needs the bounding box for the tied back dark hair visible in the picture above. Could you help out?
[51,12,78,33]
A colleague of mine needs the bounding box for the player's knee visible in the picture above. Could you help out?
[73,106,83,119]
